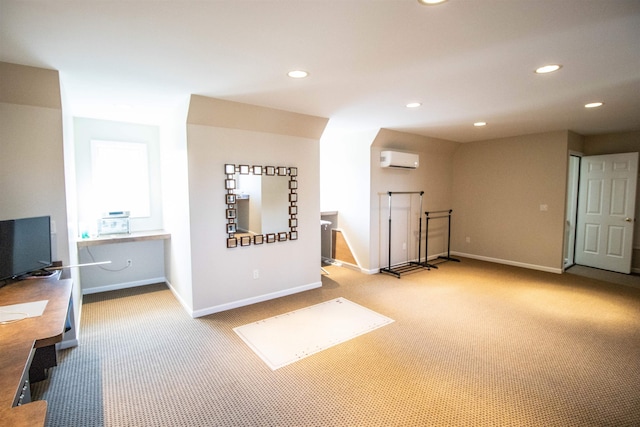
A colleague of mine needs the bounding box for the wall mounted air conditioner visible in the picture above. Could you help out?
[380,150,419,169]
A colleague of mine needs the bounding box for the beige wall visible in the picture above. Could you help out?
[186,96,328,315]
[568,130,584,153]
[583,131,640,155]
[0,62,61,109]
[0,62,69,270]
[451,131,569,272]
[0,62,77,342]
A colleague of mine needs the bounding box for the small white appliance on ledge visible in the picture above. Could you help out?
[98,211,130,235]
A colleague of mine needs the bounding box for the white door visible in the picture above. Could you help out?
[575,152,638,274]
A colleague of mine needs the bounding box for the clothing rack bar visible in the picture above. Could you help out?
[380,191,428,278]
[425,209,460,268]
[426,209,452,215]
[386,191,425,195]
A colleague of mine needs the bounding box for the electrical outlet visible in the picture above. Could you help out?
[253,269,259,279]
[402,242,407,250]
[465,237,471,243]
[126,259,132,267]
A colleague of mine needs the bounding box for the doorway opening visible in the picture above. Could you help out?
[564,154,581,270]
[567,152,638,274]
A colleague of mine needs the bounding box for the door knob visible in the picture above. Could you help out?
[625,218,633,222]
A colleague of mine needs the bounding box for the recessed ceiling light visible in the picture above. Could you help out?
[474,122,487,127]
[287,70,308,79]
[418,0,448,5]
[406,102,422,108]
[585,102,604,108]
[535,64,562,74]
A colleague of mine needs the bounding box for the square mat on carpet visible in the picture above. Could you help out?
[234,297,394,370]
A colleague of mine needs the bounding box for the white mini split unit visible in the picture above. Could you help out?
[380,151,419,169]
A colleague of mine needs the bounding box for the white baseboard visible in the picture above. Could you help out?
[340,262,366,273]
[165,279,194,317]
[68,296,84,347]
[191,281,322,318]
[451,252,563,274]
[58,338,78,350]
[374,251,543,276]
[81,277,167,295]
[323,257,370,274]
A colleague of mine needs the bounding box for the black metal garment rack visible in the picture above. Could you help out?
[424,209,460,269]
[380,191,428,278]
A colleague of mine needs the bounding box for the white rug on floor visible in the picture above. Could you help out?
[233,297,394,370]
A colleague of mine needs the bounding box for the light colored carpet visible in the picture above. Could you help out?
[566,264,640,289]
[234,297,394,370]
[32,257,640,426]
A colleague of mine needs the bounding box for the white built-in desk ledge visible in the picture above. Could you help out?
[76,230,171,247]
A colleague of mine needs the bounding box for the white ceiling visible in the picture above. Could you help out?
[1,0,639,143]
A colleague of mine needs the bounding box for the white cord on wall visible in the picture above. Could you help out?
[84,247,131,272]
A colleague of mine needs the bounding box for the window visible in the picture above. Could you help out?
[91,140,150,218]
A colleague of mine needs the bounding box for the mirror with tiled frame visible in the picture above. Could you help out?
[225,164,298,248]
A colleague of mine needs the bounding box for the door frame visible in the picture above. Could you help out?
[563,152,582,270]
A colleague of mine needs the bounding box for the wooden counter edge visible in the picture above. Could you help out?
[0,400,47,427]
[0,278,72,425]
[77,230,170,247]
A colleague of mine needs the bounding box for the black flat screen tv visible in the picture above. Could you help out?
[0,215,52,282]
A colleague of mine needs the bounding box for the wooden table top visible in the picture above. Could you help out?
[0,277,72,426]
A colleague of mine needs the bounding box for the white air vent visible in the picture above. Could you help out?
[380,151,419,169]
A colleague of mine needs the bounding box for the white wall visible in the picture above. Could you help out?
[186,96,328,316]
[60,82,81,346]
[78,240,165,293]
[320,127,378,271]
[73,117,165,291]
[370,129,459,271]
[320,127,459,273]
[159,102,194,312]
